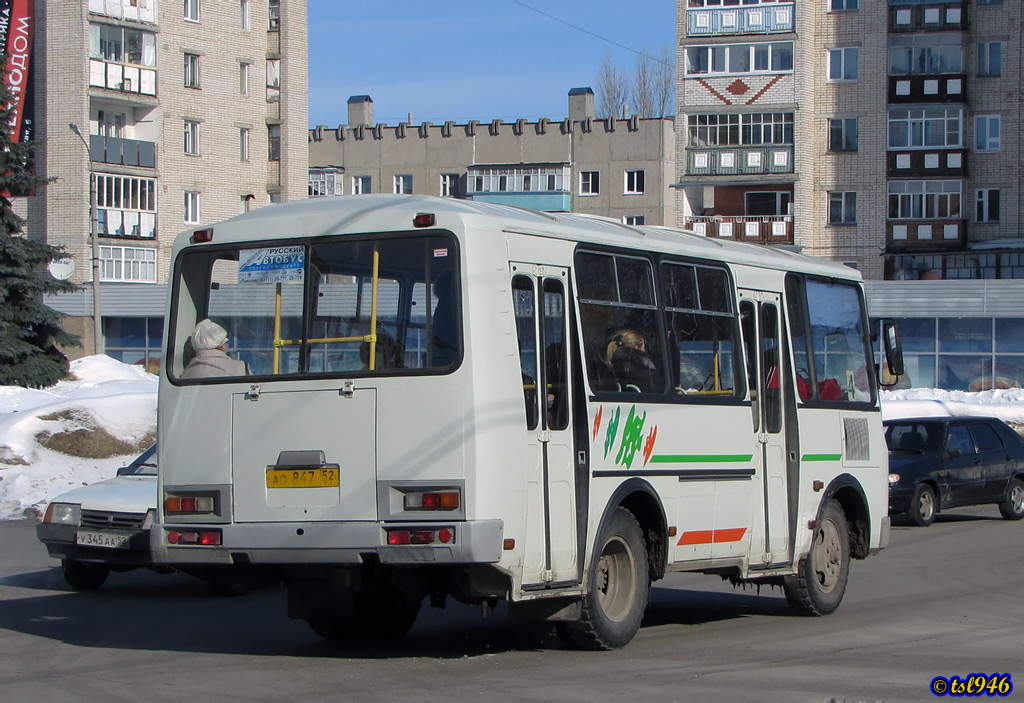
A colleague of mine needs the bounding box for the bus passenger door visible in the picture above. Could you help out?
[511,265,578,589]
[739,291,791,565]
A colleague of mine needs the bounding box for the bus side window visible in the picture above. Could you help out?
[512,276,539,430]
[740,301,758,431]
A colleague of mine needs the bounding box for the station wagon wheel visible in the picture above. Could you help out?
[908,484,937,527]
[998,478,1024,521]
[784,499,850,616]
[561,507,649,650]
[61,559,109,590]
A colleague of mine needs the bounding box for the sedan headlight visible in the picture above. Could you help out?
[43,502,81,526]
[888,473,900,485]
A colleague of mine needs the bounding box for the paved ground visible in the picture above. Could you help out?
[1,507,1020,702]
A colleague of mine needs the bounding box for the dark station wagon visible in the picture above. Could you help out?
[885,417,1024,526]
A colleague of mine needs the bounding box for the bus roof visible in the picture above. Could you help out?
[180,194,861,281]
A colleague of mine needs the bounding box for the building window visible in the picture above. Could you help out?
[269,192,281,204]
[828,47,859,81]
[978,42,1002,77]
[440,173,461,197]
[688,113,794,147]
[268,0,280,30]
[184,53,200,88]
[686,42,793,75]
[352,175,371,195]
[888,180,962,220]
[828,191,857,224]
[239,127,250,161]
[184,191,201,224]
[268,124,281,161]
[266,58,280,101]
[393,175,413,194]
[624,170,645,195]
[90,24,157,68]
[100,246,157,283]
[975,115,1000,152]
[96,174,157,238]
[828,118,858,152]
[888,107,962,149]
[239,62,250,95]
[240,0,251,30]
[889,35,962,76]
[183,120,200,155]
[624,215,645,226]
[309,170,342,197]
[103,317,164,373]
[184,0,199,22]
[467,165,568,194]
[830,0,857,10]
[580,171,600,195]
[977,0,1001,4]
[976,189,1000,223]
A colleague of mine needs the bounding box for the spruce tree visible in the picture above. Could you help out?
[0,57,80,387]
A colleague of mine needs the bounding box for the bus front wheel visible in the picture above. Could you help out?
[562,507,649,650]
[783,499,850,616]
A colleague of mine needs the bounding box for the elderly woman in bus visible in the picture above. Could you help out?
[181,319,249,379]
[606,329,664,393]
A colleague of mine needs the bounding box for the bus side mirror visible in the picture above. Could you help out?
[881,319,905,383]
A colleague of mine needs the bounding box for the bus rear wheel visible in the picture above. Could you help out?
[561,507,649,650]
[307,589,422,643]
[784,499,850,616]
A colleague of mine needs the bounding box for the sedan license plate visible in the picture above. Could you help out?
[76,530,131,549]
[266,467,340,489]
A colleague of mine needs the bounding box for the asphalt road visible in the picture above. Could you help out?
[1,507,1020,702]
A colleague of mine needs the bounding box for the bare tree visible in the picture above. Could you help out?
[596,52,628,120]
[650,45,675,118]
[632,49,655,118]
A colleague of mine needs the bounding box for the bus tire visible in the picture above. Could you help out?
[783,499,850,616]
[62,559,110,590]
[307,590,422,642]
[562,506,649,650]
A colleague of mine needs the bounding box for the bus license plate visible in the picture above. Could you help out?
[266,468,340,489]
[76,530,131,549]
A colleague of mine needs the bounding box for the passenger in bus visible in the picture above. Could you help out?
[607,330,664,393]
[181,319,249,379]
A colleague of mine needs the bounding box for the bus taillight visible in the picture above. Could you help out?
[403,490,460,511]
[165,495,215,514]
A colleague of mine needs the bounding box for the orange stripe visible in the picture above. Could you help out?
[677,527,747,546]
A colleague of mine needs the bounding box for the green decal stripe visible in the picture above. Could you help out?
[650,454,754,464]
[802,453,843,462]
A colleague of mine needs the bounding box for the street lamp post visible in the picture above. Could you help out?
[69,122,103,355]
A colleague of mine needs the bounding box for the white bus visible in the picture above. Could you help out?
[154,195,902,649]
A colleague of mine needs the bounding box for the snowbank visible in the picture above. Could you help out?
[0,356,157,519]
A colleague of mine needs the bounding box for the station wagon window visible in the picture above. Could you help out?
[660,262,739,397]
[786,275,874,404]
[576,250,665,395]
[169,233,459,381]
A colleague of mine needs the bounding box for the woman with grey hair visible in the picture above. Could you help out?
[181,319,248,378]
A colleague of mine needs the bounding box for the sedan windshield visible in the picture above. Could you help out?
[885,422,943,453]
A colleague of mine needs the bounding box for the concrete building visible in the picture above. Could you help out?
[674,0,1022,281]
[30,0,308,358]
[308,88,676,228]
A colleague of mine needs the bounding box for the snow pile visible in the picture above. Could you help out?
[881,388,1024,426]
[0,356,157,520]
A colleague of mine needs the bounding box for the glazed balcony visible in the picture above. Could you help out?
[89,135,156,169]
[685,215,793,245]
[89,59,157,97]
[686,1,794,36]
[89,0,157,23]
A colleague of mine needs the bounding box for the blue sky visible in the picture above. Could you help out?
[306,1,676,127]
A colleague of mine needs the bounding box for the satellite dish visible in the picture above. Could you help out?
[48,258,74,281]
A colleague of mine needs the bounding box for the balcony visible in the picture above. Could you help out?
[887,149,966,178]
[889,75,965,103]
[685,215,793,245]
[468,192,571,212]
[89,60,157,97]
[887,219,965,248]
[889,2,966,32]
[89,135,156,168]
[687,2,794,36]
[685,146,794,177]
[89,0,157,23]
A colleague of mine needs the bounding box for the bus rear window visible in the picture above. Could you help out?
[169,233,459,380]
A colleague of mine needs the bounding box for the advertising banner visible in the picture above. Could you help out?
[0,0,35,143]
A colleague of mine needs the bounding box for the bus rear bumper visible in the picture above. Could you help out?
[153,519,504,567]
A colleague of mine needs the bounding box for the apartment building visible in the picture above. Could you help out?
[675,0,1024,389]
[308,89,676,228]
[31,0,308,356]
